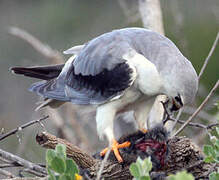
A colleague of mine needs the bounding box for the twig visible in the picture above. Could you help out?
[173,80,219,136]
[161,101,219,131]
[0,148,47,175]
[183,106,217,122]
[8,27,64,64]
[171,108,183,132]
[0,169,15,178]
[96,148,111,180]
[198,32,219,80]
[167,117,219,130]
[0,116,49,141]
[0,163,21,168]
[0,156,11,163]
[20,168,46,177]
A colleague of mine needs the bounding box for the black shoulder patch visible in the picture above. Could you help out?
[65,62,134,101]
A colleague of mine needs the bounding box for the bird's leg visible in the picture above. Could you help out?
[134,99,155,134]
[96,105,131,163]
[100,139,131,162]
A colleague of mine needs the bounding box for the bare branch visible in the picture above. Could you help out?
[36,131,217,179]
[8,27,64,64]
[0,148,47,175]
[173,80,219,136]
[167,117,219,130]
[96,148,110,180]
[138,0,165,35]
[198,32,219,80]
[0,163,20,168]
[19,168,46,177]
[170,107,183,133]
[0,169,15,178]
[0,116,49,141]
[36,132,96,169]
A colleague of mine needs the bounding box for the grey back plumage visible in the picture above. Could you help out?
[25,28,198,105]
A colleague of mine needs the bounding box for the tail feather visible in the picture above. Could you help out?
[29,79,69,102]
[10,64,64,80]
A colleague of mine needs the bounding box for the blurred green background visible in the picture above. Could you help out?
[0,0,218,171]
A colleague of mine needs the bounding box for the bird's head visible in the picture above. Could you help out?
[162,94,184,115]
[161,56,199,115]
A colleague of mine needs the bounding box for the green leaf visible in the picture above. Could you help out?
[140,176,150,180]
[168,171,194,180]
[216,127,219,136]
[55,144,67,160]
[50,156,66,174]
[130,163,141,178]
[48,168,56,180]
[59,174,72,180]
[215,140,219,149]
[142,157,152,173]
[65,159,79,177]
[204,156,214,163]
[46,149,57,166]
[209,171,219,180]
[136,157,144,174]
[203,145,215,156]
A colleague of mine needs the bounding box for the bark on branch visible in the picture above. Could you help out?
[35,131,217,180]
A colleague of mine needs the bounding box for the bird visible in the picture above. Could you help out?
[11,27,198,163]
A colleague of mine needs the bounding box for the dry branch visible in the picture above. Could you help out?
[36,132,217,180]
[0,116,48,141]
[9,27,64,64]
[0,149,47,176]
[0,169,15,178]
[167,117,219,130]
[174,80,219,136]
[36,132,96,169]
[198,32,219,80]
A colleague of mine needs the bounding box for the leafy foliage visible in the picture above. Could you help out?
[168,171,194,180]
[203,102,219,179]
[46,144,82,180]
[129,157,152,180]
[209,168,219,180]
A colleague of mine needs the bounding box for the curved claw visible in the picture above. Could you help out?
[100,139,131,163]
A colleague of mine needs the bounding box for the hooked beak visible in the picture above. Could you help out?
[170,98,181,112]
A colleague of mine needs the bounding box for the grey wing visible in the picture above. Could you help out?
[64,36,136,104]
[73,32,132,76]
[29,33,136,105]
[65,61,136,104]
